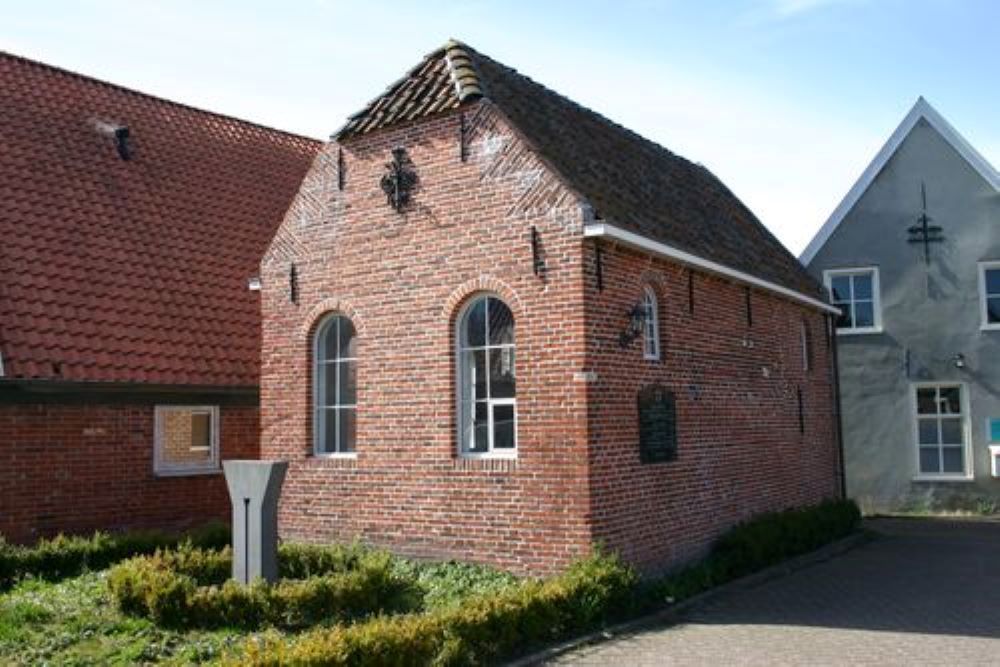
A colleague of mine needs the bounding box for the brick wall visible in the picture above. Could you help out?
[259,101,841,575]
[260,103,594,575]
[0,403,258,543]
[583,244,842,572]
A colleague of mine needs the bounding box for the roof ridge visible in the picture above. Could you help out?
[0,49,324,146]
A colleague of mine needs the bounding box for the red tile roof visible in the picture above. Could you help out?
[0,52,321,386]
[337,41,820,298]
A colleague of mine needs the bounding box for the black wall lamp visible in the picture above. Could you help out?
[619,302,648,348]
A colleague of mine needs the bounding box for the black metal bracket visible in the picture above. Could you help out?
[289,263,299,304]
[745,287,753,327]
[908,181,943,264]
[337,147,345,191]
[459,113,468,162]
[595,241,604,291]
[530,226,545,277]
[688,269,695,314]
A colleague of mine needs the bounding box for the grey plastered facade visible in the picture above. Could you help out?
[803,100,1000,513]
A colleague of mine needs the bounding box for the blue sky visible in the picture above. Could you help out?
[3,0,997,253]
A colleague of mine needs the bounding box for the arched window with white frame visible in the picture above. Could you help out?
[457,295,516,457]
[314,314,357,456]
[642,286,660,360]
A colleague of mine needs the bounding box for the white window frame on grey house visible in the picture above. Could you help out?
[911,383,973,482]
[456,294,518,459]
[978,261,1000,330]
[642,286,660,361]
[313,314,358,458]
[153,405,220,476]
[823,267,882,335]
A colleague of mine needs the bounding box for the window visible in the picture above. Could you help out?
[979,261,1000,330]
[642,286,660,360]
[824,268,881,333]
[989,418,1000,478]
[154,406,219,475]
[913,384,970,479]
[800,319,812,372]
[458,295,517,457]
[314,314,357,456]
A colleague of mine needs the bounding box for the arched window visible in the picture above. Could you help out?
[314,314,357,455]
[458,295,516,456]
[642,286,660,360]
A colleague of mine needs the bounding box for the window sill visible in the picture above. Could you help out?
[980,324,1000,332]
[912,475,975,483]
[836,327,883,336]
[154,467,222,478]
[313,452,358,460]
[458,451,517,461]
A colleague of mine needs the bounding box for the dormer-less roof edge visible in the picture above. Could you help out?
[586,222,840,315]
[800,97,1000,266]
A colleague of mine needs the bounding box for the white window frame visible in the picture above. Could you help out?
[153,405,220,476]
[910,382,973,482]
[642,286,660,361]
[313,314,358,459]
[823,267,882,335]
[978,261,1000,331]
[456,295,518,459]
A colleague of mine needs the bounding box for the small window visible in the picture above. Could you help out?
[913,384,970,479]
[979,262,1000,330]
[314,314,357,456]
[989,417,1000,443]
[824,267,881,334]
[800,319,812,372]
[154,406,219,475]
[458,295,517,457]
[642,286,660,360]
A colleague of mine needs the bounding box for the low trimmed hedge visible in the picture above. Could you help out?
[108,546,417,630]
[643,498,861,607]
[230,499,859,666]
[233,552,638,666]
[0,522,229,590]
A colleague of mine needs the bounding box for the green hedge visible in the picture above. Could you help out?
[643,499,861,607]
[108,547,417,630]
[229,499,859,666]
[0,522,229,590]
[233,552,638,666]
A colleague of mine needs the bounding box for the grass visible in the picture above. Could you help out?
[0,554,519,665]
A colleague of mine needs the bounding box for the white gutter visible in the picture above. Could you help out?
[583,223,840,315]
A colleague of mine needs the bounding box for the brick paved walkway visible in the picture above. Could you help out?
[550,518,1000,666]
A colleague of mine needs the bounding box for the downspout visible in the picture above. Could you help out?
[829,313,847,500]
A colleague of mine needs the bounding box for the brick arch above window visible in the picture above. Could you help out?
[441,275,524,324]
[300,297,366,341]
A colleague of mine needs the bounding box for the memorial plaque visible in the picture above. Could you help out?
[638,385,677,463]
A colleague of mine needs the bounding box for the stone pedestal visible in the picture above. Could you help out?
[223,460,288,584]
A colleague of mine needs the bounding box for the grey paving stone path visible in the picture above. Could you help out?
[550,518,1000,666]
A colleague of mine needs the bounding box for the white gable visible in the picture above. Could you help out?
[800,97,1000,266]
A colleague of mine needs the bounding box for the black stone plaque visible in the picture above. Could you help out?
[638,385,677,464]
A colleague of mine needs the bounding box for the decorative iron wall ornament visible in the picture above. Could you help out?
[380,147,418,213]
[908,181,944,264]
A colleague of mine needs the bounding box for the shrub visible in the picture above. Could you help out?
[108,550,418,630]
[642,498,861,608]
[231,552,638,666]
[0,522,229,590]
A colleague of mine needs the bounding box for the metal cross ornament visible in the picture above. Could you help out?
[907,181,944,264]
[380,147,418,213]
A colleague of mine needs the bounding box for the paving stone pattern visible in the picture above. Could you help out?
[551,519,1000,666]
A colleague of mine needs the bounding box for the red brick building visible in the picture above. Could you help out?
[261,41,844,575]
[0,53,319,543]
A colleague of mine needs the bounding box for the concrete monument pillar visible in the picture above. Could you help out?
[222,460,288,584]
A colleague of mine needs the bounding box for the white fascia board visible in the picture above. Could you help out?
[584,222,840,315]
[800,97,1000,266]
